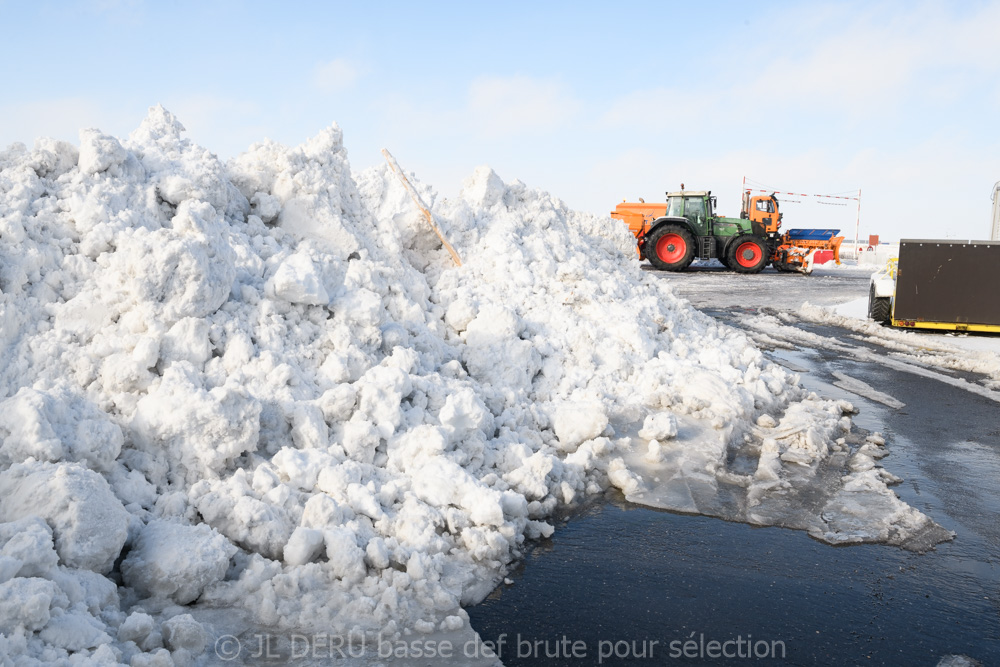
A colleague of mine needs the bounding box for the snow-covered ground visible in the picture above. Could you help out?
[0,109,952,665]
[833,296,1000,358]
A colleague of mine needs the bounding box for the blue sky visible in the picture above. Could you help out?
[2,0,1000,241]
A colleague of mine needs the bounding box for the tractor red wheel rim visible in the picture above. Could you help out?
[735,242,762,267]
[656,233,687,264]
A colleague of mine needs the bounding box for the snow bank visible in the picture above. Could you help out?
[806,302,1000,389]
[0,107,948,662]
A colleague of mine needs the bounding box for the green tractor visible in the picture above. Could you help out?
[613,188,770,273]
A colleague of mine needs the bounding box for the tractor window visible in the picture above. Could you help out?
[755,199,774,213]
[666,197,684,217]
[684,197,706,225]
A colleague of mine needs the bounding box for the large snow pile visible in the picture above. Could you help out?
[0,107,950,664]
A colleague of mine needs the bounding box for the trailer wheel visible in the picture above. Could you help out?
[868,284,891,323]
[646,224,695,271]
[728,235,769,274]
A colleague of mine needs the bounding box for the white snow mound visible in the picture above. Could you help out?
[0,106,949,662]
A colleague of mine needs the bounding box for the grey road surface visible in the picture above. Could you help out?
[470,262,998,667]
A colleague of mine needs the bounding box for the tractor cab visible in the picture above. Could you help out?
[664,190,717,236]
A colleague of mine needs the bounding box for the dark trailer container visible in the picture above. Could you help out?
[893,239,1000,332]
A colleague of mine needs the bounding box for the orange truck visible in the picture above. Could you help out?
[612,187,843,274]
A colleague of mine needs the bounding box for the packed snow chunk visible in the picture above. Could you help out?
[266,251,330,305]
[272,447,336,491]
[460,166,506,209]
[0,577,60,634]
[117,611,156,644]
[131,366,261,482]
[160,317,211,366]
[131,649,173,667]
[48,567,119,618]
[340,419,380,465]
[283,527,326,566]
[0,462,128,573]
[129,103,186,146]
[638,412,679,441]
[553,402,608,452]
[121,519,236,604]
[301,492,353,529]
[189,476,293,560]
[100,200,236,325]
[324,526,366,583]
[354,365,411,439]
[78,128,128,175]
[756,414,778,428]
[364,537,390,570]
[161,613,208,654]
[462,486,507,528]
[463,304,521,347]
[0,387,123,472]
[335,286,384,328]
[38,608,112,652]
[0,517,59,579]
[644,440,664,464]
[444,296,477,332]
[438,387,490,435]
[607,458,643,496]
[29,136,79,178]
[251,191,282,222]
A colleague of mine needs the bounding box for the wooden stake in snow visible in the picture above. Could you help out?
[381,148,462,267]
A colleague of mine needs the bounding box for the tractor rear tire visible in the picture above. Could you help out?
[728,235,769,274]
[868,284,891,323]
[646,224,695,272]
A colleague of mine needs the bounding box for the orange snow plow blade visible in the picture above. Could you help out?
[772,232,844,273]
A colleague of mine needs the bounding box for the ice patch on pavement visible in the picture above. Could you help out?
[831,371,905,409]
[624,400,951,550]
[0,108,949,663]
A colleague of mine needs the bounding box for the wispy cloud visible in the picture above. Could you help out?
[601,87,700,134]
[600,2,1000,135]
[313,58,362,93]
[466,75,579,135]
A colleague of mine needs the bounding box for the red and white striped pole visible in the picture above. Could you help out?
[854,188,862,257]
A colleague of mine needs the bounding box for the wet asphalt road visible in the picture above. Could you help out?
[468,264,999,666]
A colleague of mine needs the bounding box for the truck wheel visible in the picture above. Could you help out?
[868,284,891,323]
[646,224,695,271]
[728,235,768,274]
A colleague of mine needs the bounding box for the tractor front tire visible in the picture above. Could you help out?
[728,235,769,274]
[646,225,695,272]
[868,284,891,323]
